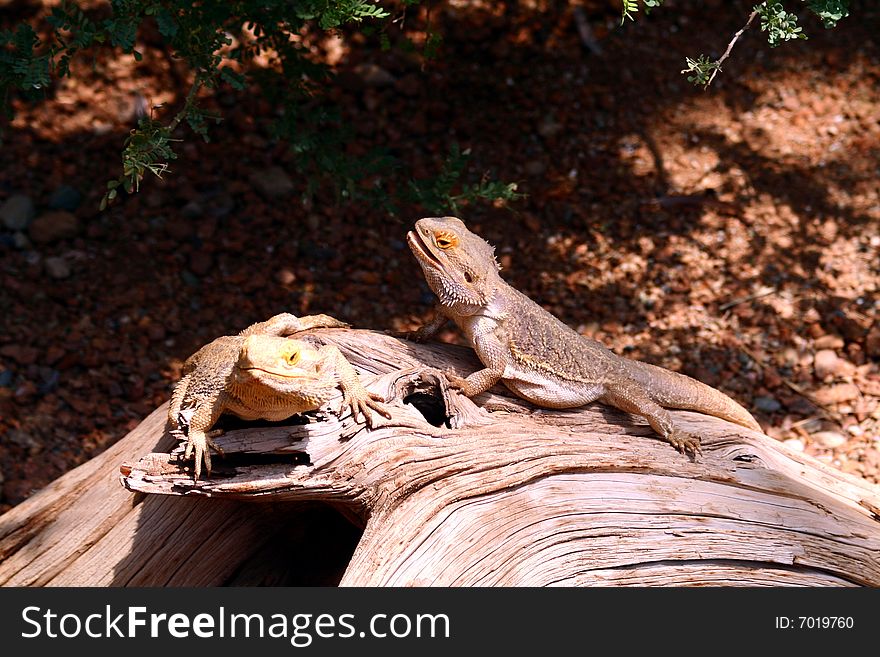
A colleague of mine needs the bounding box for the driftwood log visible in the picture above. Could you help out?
[1,329,879,586]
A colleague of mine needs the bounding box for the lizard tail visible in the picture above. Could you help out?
[621,360,762,433]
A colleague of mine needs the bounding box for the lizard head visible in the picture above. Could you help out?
[235,335,330,394]
[407,216,502,313]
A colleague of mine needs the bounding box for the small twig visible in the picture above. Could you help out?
[738,344,843,422]
[573,6,603,56]
[167,78,203,133]
[706,9,759,88]
[719,286,776,311]
[789,415,822,429]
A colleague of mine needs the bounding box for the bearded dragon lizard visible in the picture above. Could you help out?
[407,216,761,455]
[169,312,389,478]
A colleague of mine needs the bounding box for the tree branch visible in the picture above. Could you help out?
[706,9,760,87]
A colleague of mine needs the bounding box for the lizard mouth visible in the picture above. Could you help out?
[240,367,321,381]
[407,230,443,270]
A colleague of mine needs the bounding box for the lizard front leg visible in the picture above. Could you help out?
[447,327,508,396]
[241,312,349,337]
[327,346,391,427]
[182,397,227,479]
[601,381,702,456]
[405,305,450,342]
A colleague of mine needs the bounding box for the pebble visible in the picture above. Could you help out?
[0,194,35,231]
[354,63,396,87]
[813,383,860,405]
[754,395,782,413]
[782,437,805,452]
[181,200,204,219]
[250,166,295,199]
[181,271,200,287]
[29,211,80,243]
[866,324,880,358]
[538,119,563,138]
[0,344,39,365]
[47,185,82,211]
[810,430,847,449]
[7,429,41,453]
[207,192,235,218]
[813,349,853,379]
[44,256,71,279]
[524,160,547,176]
[13,232,31,249]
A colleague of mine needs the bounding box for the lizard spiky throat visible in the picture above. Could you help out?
[408,216,501,313]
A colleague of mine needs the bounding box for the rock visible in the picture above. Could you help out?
[813,349,854,379]
[810,430,847,449]
[0,194,35,231]
[13,232,31,249]
[0,344,39,365]
[275,268,296,285]
[181,200,204,219]
[206,192,235,218]
[754,396,781,413]
[249,166,295,199]
[47,185,82,211]
[354,63,396,87]
[524,160,547,176]
[29,211,79,243]
[44,256,71,279]
[813,334,844,350]
[866,324,880,358]
[538,119,563,138]
[7,428,40,452]
[812,383,860,405]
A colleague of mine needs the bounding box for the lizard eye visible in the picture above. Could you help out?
[463,271,474,283]
[286,350,300,365]
[435,233,457,249]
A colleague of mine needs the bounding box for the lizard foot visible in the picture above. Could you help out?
[183,430,226,480]
[667,430,702,457]
[342,389,392,428]
[443,370,471,393]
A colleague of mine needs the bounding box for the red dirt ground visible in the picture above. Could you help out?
[1,1,878,512]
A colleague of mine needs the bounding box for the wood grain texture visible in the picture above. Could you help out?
[1,329,878,586]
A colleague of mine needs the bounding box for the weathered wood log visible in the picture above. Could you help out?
[1,329,879,586]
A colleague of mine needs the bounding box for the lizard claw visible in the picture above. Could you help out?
[443,370,469,391]
[667,430,702,458]
[343,390,392,428]
[183,430,225,480]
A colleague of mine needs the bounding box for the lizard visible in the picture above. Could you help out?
[169,312,390,479]
[406,216,762,456]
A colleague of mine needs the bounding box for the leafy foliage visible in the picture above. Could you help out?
[405,144,523,216]
[757,1,806,47]
[681,55,721,88]
[2,0,519,214]
[620,0,663,24]
[620,0,850,88]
